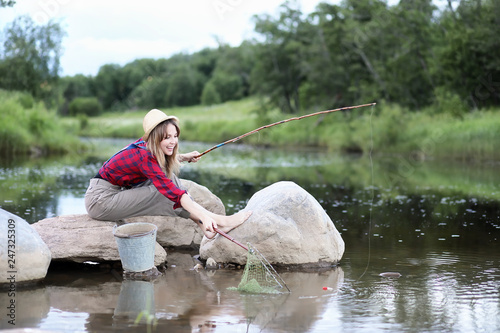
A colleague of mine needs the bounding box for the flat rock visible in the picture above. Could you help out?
[32,214,166,266]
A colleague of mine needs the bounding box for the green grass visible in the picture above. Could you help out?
[0,90,86,156]
[4,89,500,161]
[72,98,500,161]
[71,99,261,142]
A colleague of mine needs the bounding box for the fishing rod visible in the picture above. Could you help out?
[194,102,376,159]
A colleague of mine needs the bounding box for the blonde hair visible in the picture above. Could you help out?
[145,119,181,178]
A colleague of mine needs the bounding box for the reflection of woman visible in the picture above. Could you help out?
[85,109,251,239]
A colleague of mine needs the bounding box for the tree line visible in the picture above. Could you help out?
[1,0,499,117]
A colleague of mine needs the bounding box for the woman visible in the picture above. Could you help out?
[85,109,251,239]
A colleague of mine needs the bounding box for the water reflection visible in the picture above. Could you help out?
[336,248,500,333]
[0,252,345,332]
[113,280,156,326]
[2,247,498,332]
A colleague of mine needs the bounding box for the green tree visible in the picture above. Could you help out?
[207,71,243,102]
[0,0,15,7]
[251,1,310,114]
[209,43,256,101]
[434,0,500,109]
[201,81,221,105]
[93,58,172,110]
[305,0,438,110]
[93,64,127,110]
[191,47,219,79]
[301,2,352,110]
[386,0,437,109]
[0,15,65,100]
[61,74,94,101]
[165,64,204,107]
[120,58,170,107]
[59,74,94,115]
[129,75,170,109]
[68,97,103,117]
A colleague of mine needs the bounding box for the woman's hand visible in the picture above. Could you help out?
[200,215,217,234]
[180,151,201,163]
[180,194,218,239]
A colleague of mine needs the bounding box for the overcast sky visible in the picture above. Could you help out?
[0,0,327,76]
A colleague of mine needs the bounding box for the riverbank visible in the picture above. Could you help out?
[65,98,500,161]
[3,91,500,161]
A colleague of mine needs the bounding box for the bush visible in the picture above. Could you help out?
[0,98,31,155]
[129,76,170,109]
[201,81,221,105]
[429,87,468,119]
[69,97,103,117]
[209,72,243,102]
[0,90,87,155]
[17,92,34,109]
[78,114,89,130]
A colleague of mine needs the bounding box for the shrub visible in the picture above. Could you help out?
[0,90,86,155]
[201,81,221,105]
[17,92,34,109]
[78,114,89,130]
[69,97,103,117]
[209,72,243,102]
[430,87,468,119]
[129,76,169,109]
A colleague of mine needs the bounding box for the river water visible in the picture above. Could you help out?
[1,138,499,332]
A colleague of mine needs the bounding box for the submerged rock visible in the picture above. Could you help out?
[379,272,402,278]
[205,257,218,269]
[0,209,51,285]
[199,181,345,267]
[123,266,162,280]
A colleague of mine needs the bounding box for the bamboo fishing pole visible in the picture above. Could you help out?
[194,102,376,159]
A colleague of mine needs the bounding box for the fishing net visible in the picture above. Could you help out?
[234,244,290,294]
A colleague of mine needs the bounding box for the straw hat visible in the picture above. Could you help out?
[142,109,179,140]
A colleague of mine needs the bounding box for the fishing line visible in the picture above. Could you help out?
[356,104,376,281]
[191,102,377,280]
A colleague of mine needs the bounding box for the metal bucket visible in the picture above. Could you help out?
[113,222,157,273]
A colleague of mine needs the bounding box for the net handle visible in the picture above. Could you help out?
[200,220,291,293]
[214,227,249,251]
[198,220,249,251]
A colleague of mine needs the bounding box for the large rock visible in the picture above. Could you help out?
[199,181,345,267]
[32,214,166,266]
[0,209,51,285]
[125,179,226,248]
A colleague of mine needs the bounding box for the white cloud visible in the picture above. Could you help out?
[1,0,326,76]
[61,37,196,75]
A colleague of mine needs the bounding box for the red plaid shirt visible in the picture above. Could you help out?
[97,139,186,209]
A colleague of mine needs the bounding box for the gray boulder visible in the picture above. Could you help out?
[199,181,345,266]
[0,209,51,285]
[125,179,225,248]
[32,214,166,266]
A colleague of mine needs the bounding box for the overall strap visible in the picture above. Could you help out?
[128,140,147,150]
